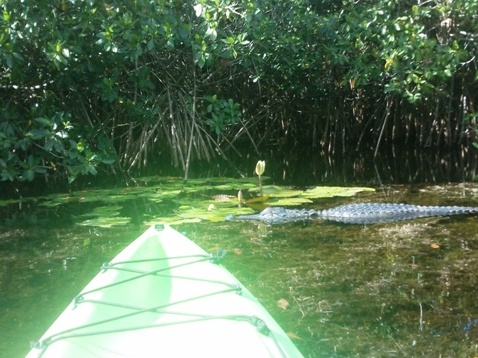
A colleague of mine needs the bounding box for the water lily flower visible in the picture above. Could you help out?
[255,160,265,196]
[255,160,265,177]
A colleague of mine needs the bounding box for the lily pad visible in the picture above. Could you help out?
[245,195,270,204]
[301,186,375,199]
[212,194,237,201]
[80,205,123,218]
[145,204,255,224]
[144,217,202,226]
[149,188,183,198]
[245,185,375,206]
[207,200,241,209]
[175,206,230,222]
[270,197,313,206]
[248,185,302,198]
[0,199,21,207]
[136,191,163,203]
[38,200,67,208]
[38,194,76,207]
[77,216,131,228]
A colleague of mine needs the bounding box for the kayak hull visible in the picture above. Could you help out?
[26,225,303,357]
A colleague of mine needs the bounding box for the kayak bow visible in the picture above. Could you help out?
[27,225,303,358]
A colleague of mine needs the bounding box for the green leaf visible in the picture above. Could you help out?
[34,117,51,126]
[77,216,131,228]
[87,164,97,175]
[193,4,203,17]
[6,54,13,68]
[35,167,48,174]
[1,169,17,181]
[27,129,50,140]
[206,27,217,41]
[101,157,116,165]
[3,10,11,21]
[22,169,35,181]
[301,186,375,199]
[80,205,123,218]
[271,197,313,206]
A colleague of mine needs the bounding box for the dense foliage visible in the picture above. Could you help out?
[1,0,477,183]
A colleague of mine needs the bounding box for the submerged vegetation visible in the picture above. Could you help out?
[1,179,478,357]
[1,0,478,184]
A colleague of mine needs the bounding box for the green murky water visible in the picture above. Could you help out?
[1,178,478,357]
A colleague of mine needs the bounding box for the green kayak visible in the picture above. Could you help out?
[27,225,303,357]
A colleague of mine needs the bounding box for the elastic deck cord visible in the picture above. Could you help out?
[32,250,288,357]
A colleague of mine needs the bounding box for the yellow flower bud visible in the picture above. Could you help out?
[255,160,265,176]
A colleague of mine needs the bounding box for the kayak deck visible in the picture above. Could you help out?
[27,225,303,357]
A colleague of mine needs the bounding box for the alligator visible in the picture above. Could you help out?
[225,203,478,224]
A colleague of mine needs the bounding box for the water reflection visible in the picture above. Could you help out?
[268,145,478,186]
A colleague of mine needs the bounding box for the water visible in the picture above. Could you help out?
[1,180,478,357]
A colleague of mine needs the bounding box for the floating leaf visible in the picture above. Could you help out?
[151,204,255,224]
[213,194,236,201]
[38,200,66,207]
[37,194,73,207]
[249,185,300,197]
[77,216,130,228]
[143,217,202,226]
[245,195,270,204]
[177,206,233,222]
[207,199,240,209]
[0,199,26,207]
[301,186,375,199]
[270,197,313,206]
[136,191,163,203]
[80,205,123,217]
